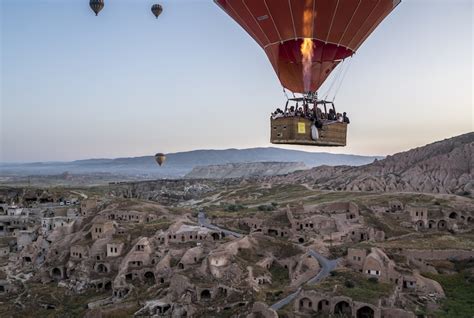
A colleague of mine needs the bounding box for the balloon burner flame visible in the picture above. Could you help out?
[301,38,314,93]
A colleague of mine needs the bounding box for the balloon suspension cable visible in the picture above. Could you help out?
[331,57,353,102]
[323,58,346,101]
[282,87,290,100]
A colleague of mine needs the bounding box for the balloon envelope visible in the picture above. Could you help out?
[90,0,104,16]
[215,0,400,93]
[151,4,163,18]
[155,153,166,166]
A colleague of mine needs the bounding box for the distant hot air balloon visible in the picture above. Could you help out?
[155,153,166,166]
[214,0,400,94]
[90,0,104,16]
[151,4,163,19]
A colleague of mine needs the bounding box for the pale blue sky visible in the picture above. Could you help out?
[1,0,472,162]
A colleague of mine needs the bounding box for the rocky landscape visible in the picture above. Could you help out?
[0,133,472,318]
[267,133,473,196]
[184,162,308,179]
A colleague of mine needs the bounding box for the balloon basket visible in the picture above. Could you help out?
[270,117,347,147]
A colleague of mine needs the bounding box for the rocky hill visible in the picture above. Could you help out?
[185,162,308,179]
[0,148,381,179]
[272,132,473,196]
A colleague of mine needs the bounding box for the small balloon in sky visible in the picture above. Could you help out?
[89,0,104,16]
[151,4,163,19]
[155,153,166,166]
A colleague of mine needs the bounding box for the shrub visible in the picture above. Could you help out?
[257,205,276,212]
[329,246,348,258]
[368,277,379,284]
[225,204,245,212]
[344,280,355,288]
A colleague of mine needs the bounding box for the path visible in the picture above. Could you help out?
[270,249,339,310]
[197,212,242,238]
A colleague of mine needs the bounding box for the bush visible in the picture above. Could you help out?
[344,280,355,288]
[257,204,276,212]
[225,204,245,212]
[329,246,348,258]
[368,277,379,284]
[453,259,474,272]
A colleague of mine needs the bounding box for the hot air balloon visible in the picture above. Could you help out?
[155,153,166,166]
[151,4,163,19]
[89,0,104,16]
[215,0,400,147]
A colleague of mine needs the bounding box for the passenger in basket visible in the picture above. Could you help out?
[328,108,336,120]
[287,106,295,117]
[296,107,304,117]
[343,112,350,124]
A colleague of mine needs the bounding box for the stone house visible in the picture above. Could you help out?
[103,210,157,224]
[408,207,428,230]
[70,244,89,260]
[389,200,404,212]
[162,224,223,244]
[91,220,115,240]
[295,290,417,318]
[408,206,471,231]
[16,229,38,251]
[348,227,385,243]
[294,290,382,318]
[178,246,204,270]
[0,245,9,257]
[107,242,125,257]
[347,248,399,283]
[0,270,10,294]
[80,199,100,217]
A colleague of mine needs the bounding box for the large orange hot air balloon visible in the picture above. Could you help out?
[214,0,400,94]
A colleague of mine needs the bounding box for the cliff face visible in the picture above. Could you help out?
[185,162,308,179]
[271,133,473,196]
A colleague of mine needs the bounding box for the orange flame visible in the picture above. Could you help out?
[301,38,314,93]
[301,3,314,93]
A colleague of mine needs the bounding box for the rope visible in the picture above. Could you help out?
[331,57,353,102]
[322,59,346,100]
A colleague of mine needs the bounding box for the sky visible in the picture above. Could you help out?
[1,0,472,162]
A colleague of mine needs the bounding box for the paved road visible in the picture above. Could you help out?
[197,212,242,238]
[270,287,302,310]
[271,250,339,311]
[307,249,339,284]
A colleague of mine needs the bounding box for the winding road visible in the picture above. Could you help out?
[197,212,338,311]
[270,249,339,310]
[197,212,242,238]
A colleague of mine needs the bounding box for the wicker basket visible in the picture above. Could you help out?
[270,117,347,147]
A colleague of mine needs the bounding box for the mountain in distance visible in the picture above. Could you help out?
[270,132,473,196]
[0,147,382,179]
